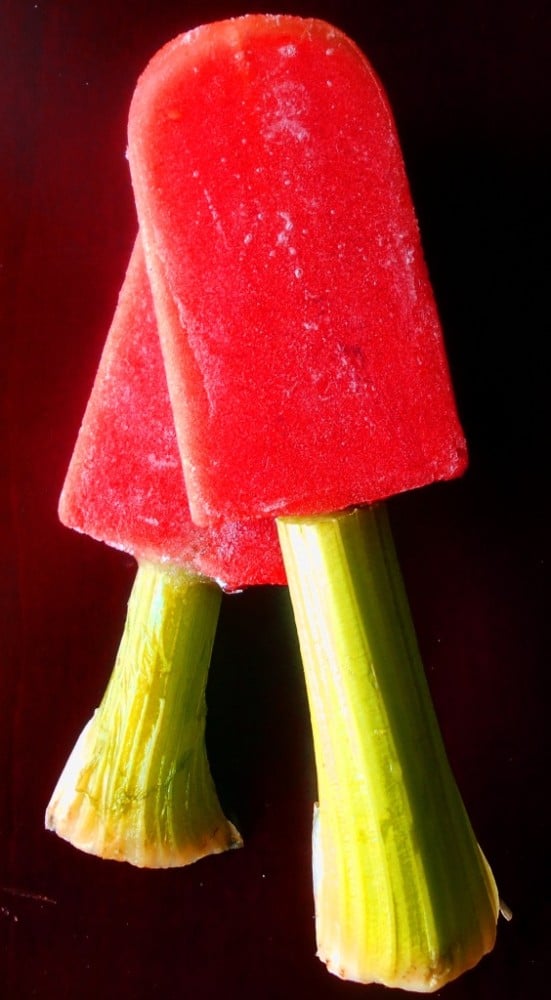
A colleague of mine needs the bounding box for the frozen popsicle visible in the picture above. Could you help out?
[129,15,467,528]
[128,14,499,987]
[57,236,284,591]
[47,235,285,867]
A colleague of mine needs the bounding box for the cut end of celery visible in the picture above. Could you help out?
[314,795,498,990]
[45,713,242,868]
[46,562,242,868]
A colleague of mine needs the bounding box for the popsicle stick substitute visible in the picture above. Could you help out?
[46,561,242,867]
[277,506,498,990]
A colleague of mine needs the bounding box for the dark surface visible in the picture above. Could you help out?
[1,2,548,997]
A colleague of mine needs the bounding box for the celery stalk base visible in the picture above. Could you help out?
[277,505,498,991]
[46,561,241,867]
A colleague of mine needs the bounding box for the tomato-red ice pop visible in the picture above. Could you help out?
[47,236,284,868]
[58,236,284,590]
[128,14,499,987]
[128,14,466,528]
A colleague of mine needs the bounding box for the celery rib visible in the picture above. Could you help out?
[46,561,242,867]
[277,505,498,990]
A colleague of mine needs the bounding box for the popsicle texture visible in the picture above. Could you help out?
[128,14,467,526]
[59,236,285,590]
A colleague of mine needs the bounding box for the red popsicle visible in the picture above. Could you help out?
[128,14,467,528]
[128,14,499,987]
[58,236,284,590]
[47,236,284,868]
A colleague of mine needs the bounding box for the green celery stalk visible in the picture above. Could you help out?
[46,561,241,867]
[277,505,498,991]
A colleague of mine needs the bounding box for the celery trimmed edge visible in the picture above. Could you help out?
[46,561,242,867]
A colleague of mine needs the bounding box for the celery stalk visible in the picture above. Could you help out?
[277,505,498,991]
[46,561,241,867]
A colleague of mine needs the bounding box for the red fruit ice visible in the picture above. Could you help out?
[59,235,285,590]
[128,14,467,527]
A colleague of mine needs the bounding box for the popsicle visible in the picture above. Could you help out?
[47,235,285,867]
[128,13,500,988]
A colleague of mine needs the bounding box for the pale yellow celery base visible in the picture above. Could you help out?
[277,506,499,991]
[46,561,242,868]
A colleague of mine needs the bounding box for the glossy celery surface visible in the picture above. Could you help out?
[46,561,241,867]
[277,506,498,991]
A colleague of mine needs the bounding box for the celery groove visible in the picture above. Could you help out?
[277,505,498,991]
[46,561,241,867]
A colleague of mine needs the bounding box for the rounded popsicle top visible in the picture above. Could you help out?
[59,237,286,591]
[129,15,468,526]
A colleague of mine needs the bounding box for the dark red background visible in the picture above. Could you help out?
[1,2,548,997]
